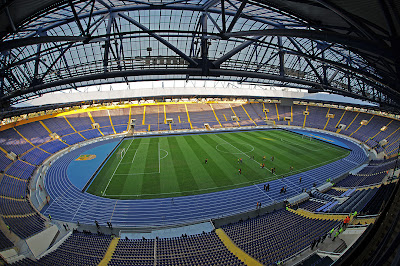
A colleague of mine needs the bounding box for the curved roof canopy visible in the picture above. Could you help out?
[0,0,399,109]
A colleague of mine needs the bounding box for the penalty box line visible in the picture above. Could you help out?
[108,142,161,182]
[103,139,134,196]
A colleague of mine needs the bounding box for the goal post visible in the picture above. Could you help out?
[118,148,126,160]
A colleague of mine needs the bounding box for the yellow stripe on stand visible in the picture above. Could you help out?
[5,174,28,182]
[0,146,8,155]
[349,115,374,137]
[287,208,346,221]
[164,105,167,124]
[98,238,120,266]
[323,108,331,130]
[302,106,308,128]
[345,112,359,131]
[178,115,181,123]
[142,106,146,125]
[324,117,331,130]
[87,112,95,124]
[210,104,222,127]
[371,120,392,140]
[216,229,262,266]
[64,116,86,140]
[0,195,26,201]
[262,103,268,119]
[335,110,346,133]
[291,106,293,122]
[242,104,257,126]
[229,104,241,126]
[185,104,193,129]
[39,121,52,134]
[223,114,228,121]
[2,212,36,219]
[275,103,280,121]
[88,112,104,136]
[386,126,400,140]
[13,128,51,154]
[107,110,117,134]
[127,107,132,132]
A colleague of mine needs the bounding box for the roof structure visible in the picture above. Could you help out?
[0,0,399,110]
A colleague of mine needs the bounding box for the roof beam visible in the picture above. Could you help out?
[118,12,198,67]
[68,0,86,36]
[225,29,394,60]
[212,36,262,67]
[40,43,74,82]
[226,0,247,33]
[4,68,392,106]
[287,37,324,84]
[103,13,114,72]
[0,36,86,52]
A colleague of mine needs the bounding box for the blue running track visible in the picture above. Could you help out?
[42,129,367,227]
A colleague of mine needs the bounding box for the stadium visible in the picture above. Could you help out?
[0,0,399,265]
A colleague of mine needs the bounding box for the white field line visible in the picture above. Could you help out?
[71,200,85,221]
[103,139,134,196]
[131,147,139,163]
[113,172,160,176]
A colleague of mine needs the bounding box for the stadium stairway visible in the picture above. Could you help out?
[98,237,120,266]
[215,228,262,266]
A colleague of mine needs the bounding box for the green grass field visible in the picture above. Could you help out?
[87,130,350,199]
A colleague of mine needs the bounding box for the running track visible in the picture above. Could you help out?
[42,129,368,227]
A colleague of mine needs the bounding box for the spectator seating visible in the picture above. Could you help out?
[324,189,343,197]
[330,188,378,213]
[6,160,36,180]
[298,200,325,212]
[61,133,85,145]
[222,209,338,265]
[0,197,35,216]
[109,238,155,266]
[65,113,93,132]
[310,190,335,202]
[0,152,13,172]
[0,229,13,251]
[11,232,112,265]
[40,140,68,154]
[0,128,34,156]
[156,232,243,266]
[3,213,45,239]
[20,148,50,166]
[91,110,112,128]
[42,117,75,137]
[15,122,51,146]
[0,175,27,198]
[109,108,129,133]
[361,183,396,215]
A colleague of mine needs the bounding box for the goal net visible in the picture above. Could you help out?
[118,148,126,160]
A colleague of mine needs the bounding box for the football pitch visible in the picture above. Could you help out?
[87,130,350,199]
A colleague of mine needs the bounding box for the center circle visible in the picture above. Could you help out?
[216,143,255,154]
